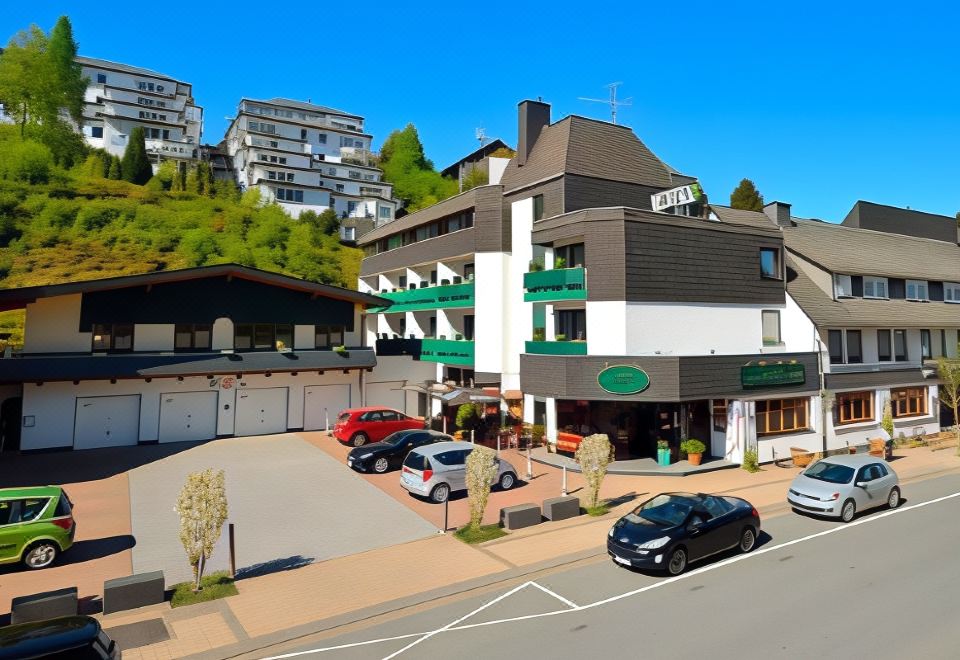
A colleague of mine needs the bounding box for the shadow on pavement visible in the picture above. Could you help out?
[0,534,135,576]
[606,491,643,508]
[236,554,316,580]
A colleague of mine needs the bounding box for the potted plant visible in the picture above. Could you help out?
[532,327,546,342]
[656,439,670,466]
[680,438,706,466]
[555,333,567,341]
[554,256,567,269]
[529,257,545,272]
[333,345,348,356]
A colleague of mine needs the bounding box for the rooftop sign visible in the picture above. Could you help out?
[651,182,704,212]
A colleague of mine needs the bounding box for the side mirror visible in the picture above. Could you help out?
[687,521,703,532]
[855,481,867,488]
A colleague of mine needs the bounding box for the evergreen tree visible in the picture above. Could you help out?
[107,155,122,179]
[120,127,153,184]
[730,178,764,211]
[47,16,87,124]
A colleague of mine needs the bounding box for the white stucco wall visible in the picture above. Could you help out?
[23,295,91,354]
[134,324,175,352]
[586,301,626,355]
[475,252,510,376]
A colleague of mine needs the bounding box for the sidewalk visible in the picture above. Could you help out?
[107,446,959,659]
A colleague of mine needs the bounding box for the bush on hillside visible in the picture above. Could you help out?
[0,140,54,184]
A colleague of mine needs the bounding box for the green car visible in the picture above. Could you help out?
[0,486,75,569]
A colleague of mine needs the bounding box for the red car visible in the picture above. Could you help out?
[333,407,425,447]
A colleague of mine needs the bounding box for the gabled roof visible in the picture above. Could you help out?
[440,139,512,178]
[783,219,960,281]
[76,55,186,85]
[708,205,779,231]
[499,115,674,192]
[243,97,362,121]
[0,264,387,312]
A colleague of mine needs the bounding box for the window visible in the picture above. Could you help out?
[761,310,781,346]
[428,316,436,337]
[248,120,276,134]
[878,330,892,361]
[96,73,106,84]
[92,323,133,352]
[834,274,853,298]
[379,206,391,219]
[846,330,862,363]
[336,184,344,193]
[555,243,585,268]
[941,329,948,357]
[301,129,307,140]
[713,400,727,432]
[175,324,212,350]
[91,126,103,138]
[759,248,781,279]
[945,283,960,303]
[556,309,586,341]
[828,329,861,364]
[463,263,475,280]
[891,387,927,418]
[828,330,843,364]
[921,329,932,360]
[756,397,809,435]
[276,188,303,203]
[533,194,544,221]
[463,315,475,341]
[315,325,345,348]
[906,280,929,301]
[863,276,888,299]
[234,324,292,350]
[894,329,907,361]
[836,391,874,425]
[318,133,327,144]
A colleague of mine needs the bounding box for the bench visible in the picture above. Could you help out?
[11,587,78,624]
[103,571,165,615]
[500,503,541,530]
[542,496,580,521]
[556,431,584,454]
[790,446,816,468]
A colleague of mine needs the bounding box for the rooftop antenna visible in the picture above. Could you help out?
[475,127,489,148]
[578,82,632,125]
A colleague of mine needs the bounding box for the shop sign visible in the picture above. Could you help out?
[741,362,805,388]
[598,365,650,395]
[650,182,704,212]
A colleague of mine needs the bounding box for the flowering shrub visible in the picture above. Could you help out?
[465,445,498,531]
[575,433,613,508]
[175,468,228,590]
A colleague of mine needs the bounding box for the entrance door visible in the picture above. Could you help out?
[234,388,288,436]
[158,391,219,443]
[74,395,141,449]
[303,384,352,431]
[0,397,22,452]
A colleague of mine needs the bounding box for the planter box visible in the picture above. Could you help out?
[103,571,165,615]
[543,496,580,521]
[11,587,78,624]
[500,503,541,530]
[657,447,671,466]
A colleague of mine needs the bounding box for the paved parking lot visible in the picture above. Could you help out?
[128,434,437,585]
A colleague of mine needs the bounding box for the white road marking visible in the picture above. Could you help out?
[528,580,579,609]
[263,489,960,658]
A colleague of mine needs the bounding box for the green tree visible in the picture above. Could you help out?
[47,16,87,125]
[121,127,153,184]
[107,154,122,179]
[460,166,488,192]
[379,124,458,212]
[316,208,340,235]
[730,178,764,211]
[0,26,52,138]
[936,358,960,456]
[456,403,482,431]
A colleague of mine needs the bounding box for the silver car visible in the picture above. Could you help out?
[400,441,518,503]
[787,453,900,523]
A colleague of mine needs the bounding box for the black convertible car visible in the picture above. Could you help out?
[607,492,760,575]
[347,429,451,473]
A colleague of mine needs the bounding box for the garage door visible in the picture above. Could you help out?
[234,387,288,436]
[366,381,406,413]
[158,391,219,443]
[303,384,351,431]
[74,395,141,449]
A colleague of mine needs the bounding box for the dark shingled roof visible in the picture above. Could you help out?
[500,115,674,192]
[77,55,186,84]
[0,349,376,384]
[244,97,362,120]
[708,205,779,231]
[357,187,491,246]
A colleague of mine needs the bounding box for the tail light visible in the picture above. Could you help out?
[751,507,759,519]
[51,517,73,531]
[422,469,433,481]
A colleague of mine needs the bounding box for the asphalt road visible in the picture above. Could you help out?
[260,472,960,660]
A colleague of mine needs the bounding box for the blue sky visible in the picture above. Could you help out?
[4,2,958,221]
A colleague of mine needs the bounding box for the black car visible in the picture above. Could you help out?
[347,429,451,473]
[0,615,118,659]
[607,492,760,575]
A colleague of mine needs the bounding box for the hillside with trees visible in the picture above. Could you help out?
[378,124,458,213]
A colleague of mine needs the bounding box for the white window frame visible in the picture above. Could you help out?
[945,282,960,303]
[761,310,782,346]
[906,280,928,301]
[834,274,853,299]
[862,276,888,299]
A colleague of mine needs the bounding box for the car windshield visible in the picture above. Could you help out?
[631,494,695,527]
[804,461,855,484]
[383,432,410,446]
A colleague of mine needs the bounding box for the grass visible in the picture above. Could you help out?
[585,503,610,517]
[170,571,238,608]
[454,524,508,544]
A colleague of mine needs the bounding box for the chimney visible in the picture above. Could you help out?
[763,201,793,227]
[517,99,550,167]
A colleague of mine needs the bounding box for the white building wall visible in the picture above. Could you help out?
[134,324,174,352]
[22,295,91,354]
[487,157,510,185]
[475,252,510,378]
[586,301,626,355]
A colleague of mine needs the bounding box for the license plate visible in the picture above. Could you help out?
[614,555,631,566]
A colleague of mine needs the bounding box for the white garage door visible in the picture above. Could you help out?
[303,384,352,431]
[366,381,406,413]
[158,391,219,443]
[74,395,141,449]
[234,387,288,436]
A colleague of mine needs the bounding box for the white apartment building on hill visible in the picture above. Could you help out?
[77,56,203,165]
[223,98,398,222]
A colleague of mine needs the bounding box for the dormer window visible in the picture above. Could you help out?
[906,280,928,301]
[834,274,853,299]
[945,283,960,303]
[863,276,888,299]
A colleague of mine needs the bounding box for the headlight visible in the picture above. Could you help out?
[636,536,670,550]
[359,453,373,460]
[608,527,615,538]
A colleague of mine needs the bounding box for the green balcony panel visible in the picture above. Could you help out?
[525,340,588,355]
[368,281,475,313]
[419,338,475,366]
[523,267,587,302]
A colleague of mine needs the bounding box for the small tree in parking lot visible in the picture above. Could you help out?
[175,469,228,591]
[465,445,499,531]
[936,357,960,455]
[575,433,614,509]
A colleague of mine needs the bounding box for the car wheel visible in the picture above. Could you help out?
[351,433,368,447]
[887,486,901,509]
[739,526,757,553]
[373,457,389,474]
[667,547,687,576]
[23,541,58,569]
[499,472,516,490]
[840,498,856,523]
[430,483,450,504]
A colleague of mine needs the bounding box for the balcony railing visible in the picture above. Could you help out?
[419,338,474,366]
[829,361,923,373]
[525,340,588,355]
[374,337,422,357]
[368,281,475,313]
[524,267,587,302]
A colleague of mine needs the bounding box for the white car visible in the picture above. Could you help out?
[787,453,900,522]
[400,441,518,503]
